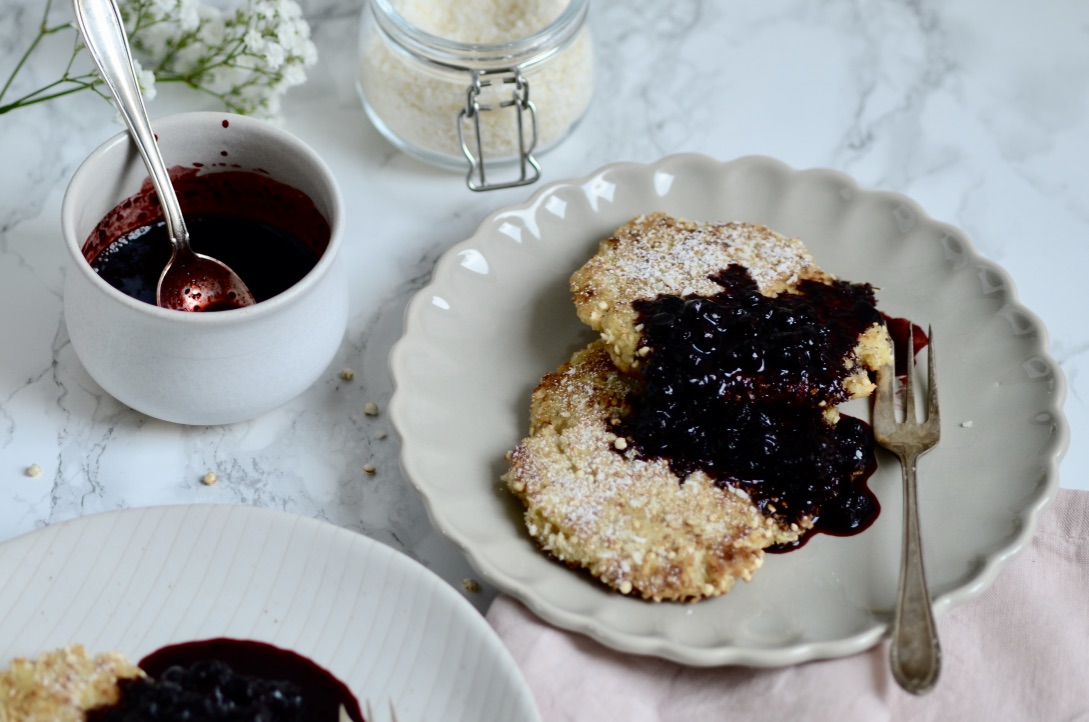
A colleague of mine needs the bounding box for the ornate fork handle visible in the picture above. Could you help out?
[889,447,941,693]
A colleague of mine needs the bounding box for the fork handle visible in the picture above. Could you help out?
[889,451,941,694]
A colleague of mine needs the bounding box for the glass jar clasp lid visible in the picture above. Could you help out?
[456,68,541,192]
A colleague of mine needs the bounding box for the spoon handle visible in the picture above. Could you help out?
[72,0,190,248]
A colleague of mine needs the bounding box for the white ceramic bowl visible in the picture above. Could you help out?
[61,112,347,425]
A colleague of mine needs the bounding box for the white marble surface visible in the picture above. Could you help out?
[0,0,1086,622]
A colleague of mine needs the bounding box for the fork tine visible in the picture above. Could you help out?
[875,329,896,430]
[903,324,917,423]
[925,326,940,436]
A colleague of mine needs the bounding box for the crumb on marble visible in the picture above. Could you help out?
[462,578,481,593]
[25,463,42,478]
[363,463,377,475]
[375,429,388,440]
[201,472,218,486]
[339,368,355,381]
[960,420,974,428]
[364,401,380,416]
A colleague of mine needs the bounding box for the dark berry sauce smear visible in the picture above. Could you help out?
[883,314,929,375]
[621,265,883,545]
[633,265,883,406]
[88,638,363,722]
[84,169,330,308]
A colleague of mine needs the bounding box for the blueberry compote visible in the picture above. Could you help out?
[84,168,330,309]
[86,638,364,722]
[619,265,883,547]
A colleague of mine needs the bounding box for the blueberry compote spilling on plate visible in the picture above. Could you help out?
[620,265,884,548]
[84,168,330,310]
[86,638,364,722]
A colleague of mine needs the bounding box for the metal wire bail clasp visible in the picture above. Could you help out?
[456,68,541,192]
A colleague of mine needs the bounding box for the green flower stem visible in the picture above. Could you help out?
[0,0,65,108]
[0,79,102,114]
[1,0,318,119]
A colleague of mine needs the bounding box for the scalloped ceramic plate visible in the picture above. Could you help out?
[0,505,540,721]
[389,154,1068,667]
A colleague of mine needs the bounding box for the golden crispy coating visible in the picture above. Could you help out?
[571,213,833,372]
[507,215,893,602]
[0,645,143,722]
[505,343,807,602]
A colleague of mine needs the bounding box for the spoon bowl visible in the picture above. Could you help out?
[73,0,255,312]
[157,250,258,312]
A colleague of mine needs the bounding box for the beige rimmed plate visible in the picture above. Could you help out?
[389,154,1068,666]
[0,504,540,721]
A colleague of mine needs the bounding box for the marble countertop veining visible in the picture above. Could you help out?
[0,0,1086,617]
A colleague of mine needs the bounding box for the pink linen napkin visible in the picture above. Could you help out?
[487,488,1089,721]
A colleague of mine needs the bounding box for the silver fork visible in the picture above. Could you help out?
[873,324,941,694]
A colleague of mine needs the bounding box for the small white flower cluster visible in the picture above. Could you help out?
[118,0,318,117]
[130,57,159,101]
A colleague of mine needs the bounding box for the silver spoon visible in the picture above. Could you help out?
[72,0,255,312]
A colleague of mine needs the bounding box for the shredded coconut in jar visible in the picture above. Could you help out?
[396,0,566,43]
[358,0,593,165]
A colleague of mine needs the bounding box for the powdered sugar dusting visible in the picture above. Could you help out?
[570,213,834,372]
[580,212,830,301]
[506,343,804,601]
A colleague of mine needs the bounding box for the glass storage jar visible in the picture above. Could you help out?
[357,0,593,191]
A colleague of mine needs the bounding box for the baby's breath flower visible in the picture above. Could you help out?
[132,57,157,101]
[150,0,178,17]
[143,0,319,118]
[0,0,317,119]
[265,43,286,71]
[179,3,201,31]
[281,63,306,87]
[244,28,266,53]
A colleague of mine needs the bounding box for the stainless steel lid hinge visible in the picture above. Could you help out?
[456,68,541,192]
